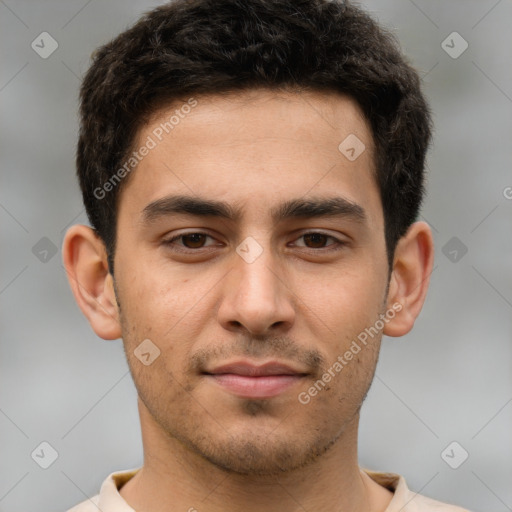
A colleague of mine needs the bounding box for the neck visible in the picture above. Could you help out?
[120,399,392,512]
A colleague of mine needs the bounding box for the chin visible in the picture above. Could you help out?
[179,426,340,476]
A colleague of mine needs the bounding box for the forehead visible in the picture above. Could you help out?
[118,88,382,229]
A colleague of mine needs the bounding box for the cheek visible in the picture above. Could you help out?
[301,265,384,327]
[116,269,210,380]
[298,271,385,396]
[118,261,187,327]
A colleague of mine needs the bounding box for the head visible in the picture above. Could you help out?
[64,0,434,476]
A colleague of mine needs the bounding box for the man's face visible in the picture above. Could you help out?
[113,89,390,475]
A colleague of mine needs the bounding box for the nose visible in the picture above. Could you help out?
[216,243,296,336]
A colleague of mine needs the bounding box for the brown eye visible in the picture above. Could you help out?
[302,233,330,248]
[163,232,217,252]
[293,231,343,251]
[180,233,207,248]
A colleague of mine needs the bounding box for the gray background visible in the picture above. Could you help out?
[1,1,511,511]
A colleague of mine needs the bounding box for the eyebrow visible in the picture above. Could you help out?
[141,194,367,225]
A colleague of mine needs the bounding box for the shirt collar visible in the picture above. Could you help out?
[93,466,450,512]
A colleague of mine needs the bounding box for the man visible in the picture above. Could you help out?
[63,0,470,510]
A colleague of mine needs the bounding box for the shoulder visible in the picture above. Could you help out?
[363,468,472,512]
[65,494,100,512]
[63,468,139,512]
[406,492,472,512]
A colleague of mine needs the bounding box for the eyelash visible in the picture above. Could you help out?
[162,231,347,253]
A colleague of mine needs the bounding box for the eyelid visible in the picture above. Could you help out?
[163,231,220,248]
[162,230,347,252]
[291,230,344,247]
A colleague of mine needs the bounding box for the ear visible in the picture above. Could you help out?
[383,221,434,337]
[62,224,121,340]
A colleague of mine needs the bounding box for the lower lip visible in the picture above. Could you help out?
[206,374,304,398]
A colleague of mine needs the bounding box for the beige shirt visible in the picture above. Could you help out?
[67,467,471,512]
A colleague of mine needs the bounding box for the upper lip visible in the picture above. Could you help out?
[204,360,308,377]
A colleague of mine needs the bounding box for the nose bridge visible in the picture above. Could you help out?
[217,235,295,334]
[234,235,281,304]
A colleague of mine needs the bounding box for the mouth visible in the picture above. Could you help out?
[203,360,309,399]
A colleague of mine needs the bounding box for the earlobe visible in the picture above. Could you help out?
[383,221,434,338]
[62,225,122,340]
